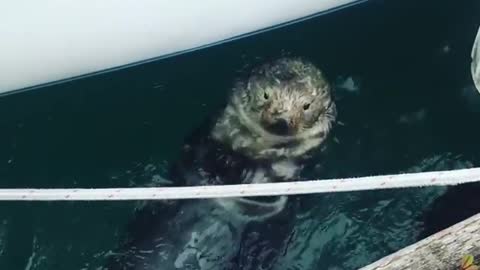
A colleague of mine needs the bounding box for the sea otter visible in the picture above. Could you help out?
[106,57,337,270]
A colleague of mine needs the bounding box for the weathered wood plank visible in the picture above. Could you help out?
[360,213,480,270]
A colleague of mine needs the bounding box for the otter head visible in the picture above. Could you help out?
[244,59,334,137]
[212,57,337,161]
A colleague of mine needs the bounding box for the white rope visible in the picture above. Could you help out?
[1,167,480,201]
[471,26,480,92]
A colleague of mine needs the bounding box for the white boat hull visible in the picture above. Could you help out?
[0,0,362,93]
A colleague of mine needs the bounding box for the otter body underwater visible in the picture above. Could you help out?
[106,58,337,270]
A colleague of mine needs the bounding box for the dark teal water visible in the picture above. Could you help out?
[0,0,479,269]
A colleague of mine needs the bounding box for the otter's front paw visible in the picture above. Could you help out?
[271,160,300,180]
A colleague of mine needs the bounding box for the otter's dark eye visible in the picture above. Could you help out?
[303,103,310,110]
[264,92,269,100]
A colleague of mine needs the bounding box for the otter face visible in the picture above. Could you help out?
[236,58,335,137]
[244,64,334,137]
[212,57,336,161]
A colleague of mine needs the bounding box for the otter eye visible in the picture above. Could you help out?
[303,103,310,110]
[264,92,269,100]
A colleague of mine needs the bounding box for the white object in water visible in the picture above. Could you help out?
[472,26,480,92]
[0,167,478,201]
[0,0,362,94]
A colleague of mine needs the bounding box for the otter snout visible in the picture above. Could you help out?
[265,118,290,135]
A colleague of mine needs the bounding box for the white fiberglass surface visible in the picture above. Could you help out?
[0,0,359,92]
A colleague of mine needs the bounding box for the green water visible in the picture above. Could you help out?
[0,0,479,269]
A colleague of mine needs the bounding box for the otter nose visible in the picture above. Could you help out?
[267,118,290,135]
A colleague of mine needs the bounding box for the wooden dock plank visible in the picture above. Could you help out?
[360,213,480,270]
